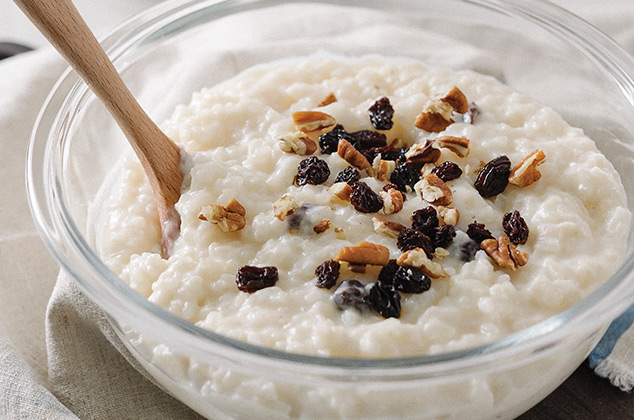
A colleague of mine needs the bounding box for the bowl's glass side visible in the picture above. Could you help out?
[26,0,634,419]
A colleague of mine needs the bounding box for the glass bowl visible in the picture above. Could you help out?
[27,0,634,418]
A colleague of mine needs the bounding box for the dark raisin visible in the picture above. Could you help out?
[364,146,408,163]
[318,127,355,154]
[315,260,341,289]
[431,161,463,182]
[236,266,279,293]
[474,155,511,197]
[463,103,479,124]
[296,156,330,186]
[368,97,394,130]
[382,183,400,192]
[390,161,420,192]
[350,181,383,213]
[397,228,434,258]
[381,265,430,294]
[334,166,361,185]
[466,221,494,244]
[502,210,529,245]
[411,206,439,238]
[349,130,388,150]
[367,282,401,318]
[378,260,399,283]
[460,239,481,262]
[434,224,456,249]
[333,280,369,311]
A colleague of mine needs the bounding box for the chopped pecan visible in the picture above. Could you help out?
[328,182,353,203]
[292,111,336,139]
[415,86,469,132]
[396,248,448,278]
[318,92,337,107]
[508,149,546,187]
[279,132,317,155]
[337,138,373,175]
[415,173,453,206]
[481,236,528,271]
[313,220,332,234]
[440,86,469,114]
[372,217,406,238]
[437,206,460,226]
[334,241,390,266]
[435,136,470,158]
[405,139,441,166]
[380,188,404,215]
[273,194,300,221]
[374,158,396,182]
[199,199,246,232]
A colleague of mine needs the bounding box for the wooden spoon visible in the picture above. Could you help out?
[15,0,182,258]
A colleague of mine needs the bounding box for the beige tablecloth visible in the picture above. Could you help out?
[1,1,634,419]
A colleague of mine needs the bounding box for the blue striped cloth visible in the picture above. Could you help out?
[589,305,634,390]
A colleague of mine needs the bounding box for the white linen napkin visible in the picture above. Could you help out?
[1,1,634,419]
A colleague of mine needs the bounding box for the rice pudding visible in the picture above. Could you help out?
[100,54,631,358]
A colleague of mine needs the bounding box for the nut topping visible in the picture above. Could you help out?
[374,158,396,182]
[481,236,528,271]
[337,138,374,175]
[415,173,453,206]
[440,86,469,114]
[437,206,460,226]
[318,92,337,107]
[279,132,317,155]
[199,198,246,232]
[508,149,546,187]
[292,111,336,139]
[273,194,300,221]
[405,139,441,167]
[334,241,390,266]
[435,136,470,158]
[380,188,404,215]
[328,182,353,203]
[372,217,407,238]
[396,248,448,278]
[313,220,332,234]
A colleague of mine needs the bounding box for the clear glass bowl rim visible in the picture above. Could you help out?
[26,0,634,378]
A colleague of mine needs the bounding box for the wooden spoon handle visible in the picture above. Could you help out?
[15,0,182,256]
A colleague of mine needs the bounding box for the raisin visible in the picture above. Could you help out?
[397,228,434,258]
[411,206,439,238]
[334,166,361,185]
[364,146,408,163]
[474,155,511,197]
[431,161,462,182]
[349,130,388,150]
[333,280,369,311]
[378,260,399,283]
[466,221,494,244]
[368,97,395,130]
[236,266,279,293]
[383,183,400,193]
[367,282,401,318]
[390,161,420,192]
[380,265,430,294]
[318,126,355,154]
[502,210,529,245]
[460,239,481,262]
[434,224,456,249]
[350,181,383,213]
[296,156,330,186]
[315,260,341,289]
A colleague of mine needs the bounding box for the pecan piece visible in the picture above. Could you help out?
[337,138,373,175]
[481,236,528,271]
[435,136,470,158]
[440,86,469,114]
[380,188,404,215]
[396,248,448,278]
[328,182,353,203]
[374,158,396,182]
[415,86,469,132]
[437,206,460,226]
[292,111,336,139]
[372,217,407,238]
[273,194,300,221]
[334,241,390,266]
[508,149,546,187]
[415,173,453,206]
[279,132,317,155]
[199,199,246,232]
[405,139,441,167]
[313,220,332,234]
[318,92,337,107]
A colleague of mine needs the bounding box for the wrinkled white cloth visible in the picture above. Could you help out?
[1,1,634,419]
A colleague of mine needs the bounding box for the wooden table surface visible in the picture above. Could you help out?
[518,359,634,419]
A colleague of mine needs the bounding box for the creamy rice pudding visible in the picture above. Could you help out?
[100,54,630,358]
